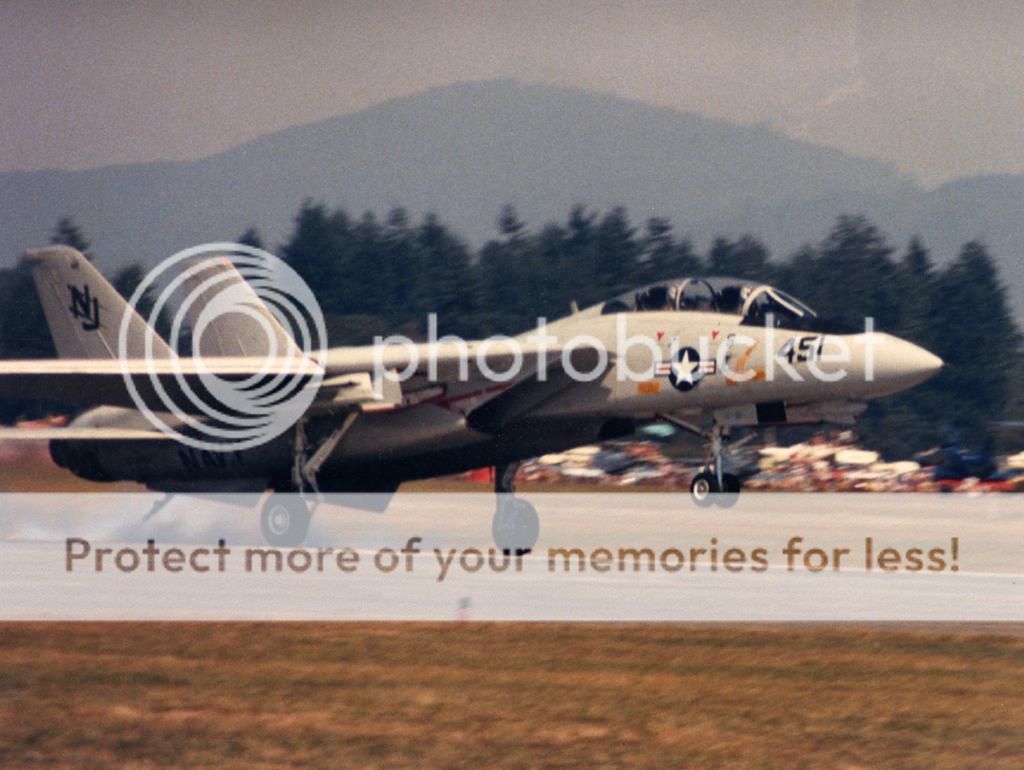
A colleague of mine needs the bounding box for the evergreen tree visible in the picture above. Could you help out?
[112,262,171,340]
[640,217,673,281]
[417,213,476,336]
[381,207,423,331]
[280,201,352,315]
[50,216,92,259]
[894,237,934,346]
[0,265,53,360]
[479,207,529,332]
[350,211,386,311]
[1,214,96,366]
[593,207,638,297]
[929,241,1019,440]
[773,244,820,307]
[534,222,572,316]
[497,204,526,240]
[0,263,56,421]
[236,227,264,250]
[705,236,772,282]
[640,218,702,283]
[815,215,900,330]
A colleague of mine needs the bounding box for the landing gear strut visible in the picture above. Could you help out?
[259,411,361,547]
[492,462,539,555]
[659,415,742,507]
[690,422,740,507]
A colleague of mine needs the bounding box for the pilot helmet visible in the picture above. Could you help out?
[667,283,680,307]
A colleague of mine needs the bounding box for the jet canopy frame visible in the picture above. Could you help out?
[600,276,818,328]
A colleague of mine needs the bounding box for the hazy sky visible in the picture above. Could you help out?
[1,0,1021,186]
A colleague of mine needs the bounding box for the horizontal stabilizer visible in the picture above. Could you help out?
[0,338,601,414]
[0,427,175,440]
[0,356,324,412]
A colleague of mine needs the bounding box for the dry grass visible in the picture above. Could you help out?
[1,623,1023,768]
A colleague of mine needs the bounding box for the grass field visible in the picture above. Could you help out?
[1,623,1023,768]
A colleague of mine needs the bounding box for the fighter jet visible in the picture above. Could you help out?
[0,247,943,549]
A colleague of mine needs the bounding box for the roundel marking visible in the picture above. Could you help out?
[668,346,705,392]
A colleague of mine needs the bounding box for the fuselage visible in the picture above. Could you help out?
[51,307,942,491]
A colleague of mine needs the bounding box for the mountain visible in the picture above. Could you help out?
[1,79,1022,317]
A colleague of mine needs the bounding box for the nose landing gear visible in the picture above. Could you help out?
[660,415,742,507]
[689,469,740,507]
[691,422,740,507]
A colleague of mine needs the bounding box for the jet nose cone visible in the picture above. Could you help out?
[916,347,944,377]
[874,337,943,391]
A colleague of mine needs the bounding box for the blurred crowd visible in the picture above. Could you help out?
[5,415,1024,493]
[470,430,1024,493]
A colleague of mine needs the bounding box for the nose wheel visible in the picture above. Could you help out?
[689,470,740,507]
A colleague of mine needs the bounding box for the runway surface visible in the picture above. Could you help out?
[1,492,1021,621]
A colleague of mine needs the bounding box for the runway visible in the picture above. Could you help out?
[1,492,1021,621]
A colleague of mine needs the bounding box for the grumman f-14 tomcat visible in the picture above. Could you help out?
[0,246,942,550]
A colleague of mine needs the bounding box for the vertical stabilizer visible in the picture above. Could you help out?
[182,257,304,358]
[23,246,173,359]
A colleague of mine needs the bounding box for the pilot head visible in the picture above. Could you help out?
[718,285,742,313]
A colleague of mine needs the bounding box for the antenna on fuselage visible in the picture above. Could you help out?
[569,300,579,314]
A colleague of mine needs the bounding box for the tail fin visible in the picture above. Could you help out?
[23,246,173,360]
[181,257,304,358]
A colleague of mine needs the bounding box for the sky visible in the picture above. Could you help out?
[1,0,1021,186]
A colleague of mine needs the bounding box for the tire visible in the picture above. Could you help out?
[690,472,717,507]
[492,497,540,555]
[260,493,312,547]
[715,473,741,508]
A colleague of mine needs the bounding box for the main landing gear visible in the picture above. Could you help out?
[660,416,742,508]
[260,493,312,547]
[492,462,540,555]
[260,412,361,547]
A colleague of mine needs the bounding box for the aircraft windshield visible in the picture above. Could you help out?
[600,277,818,327]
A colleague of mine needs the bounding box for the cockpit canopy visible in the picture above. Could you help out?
[601,277,819,329]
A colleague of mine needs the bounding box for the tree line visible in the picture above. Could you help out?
[0,204,1020,458]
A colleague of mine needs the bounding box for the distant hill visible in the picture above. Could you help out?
[2,80,1022,317]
